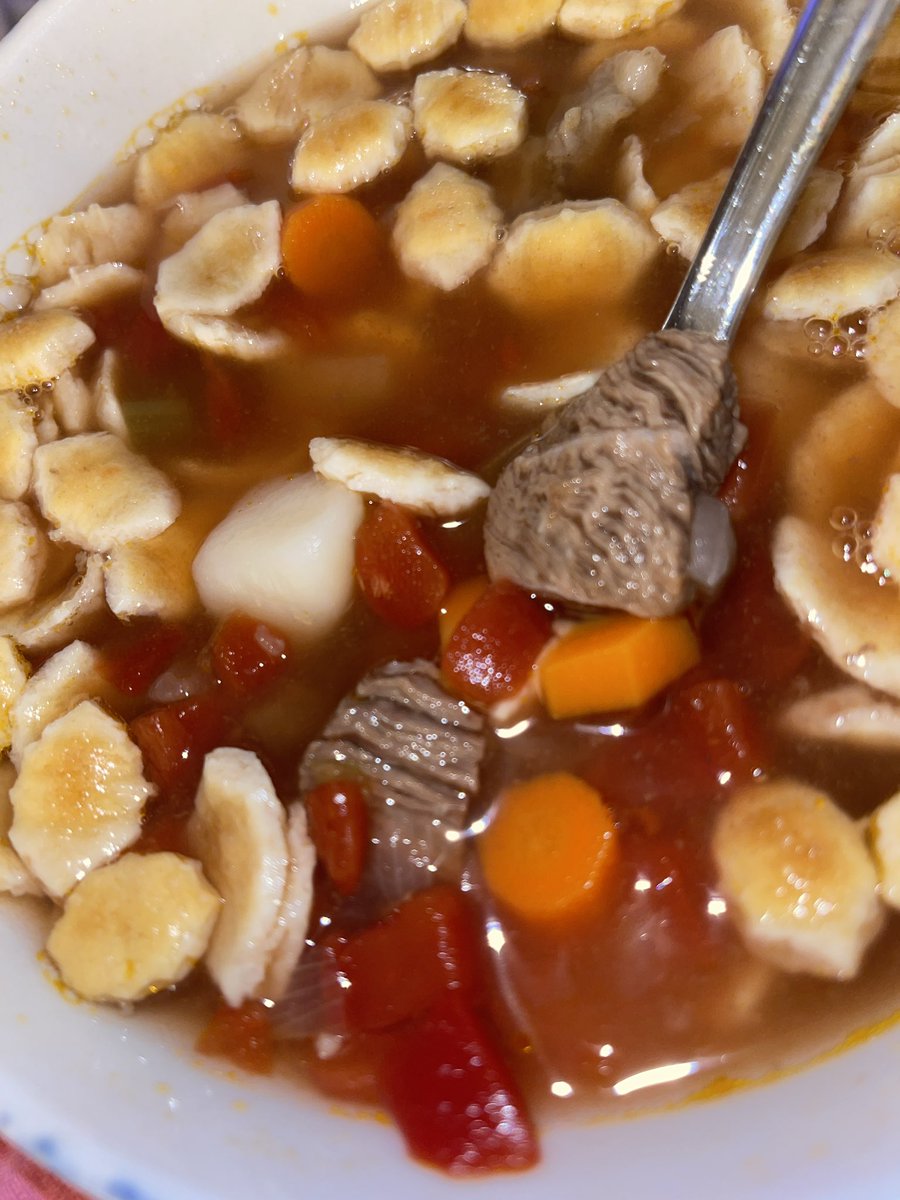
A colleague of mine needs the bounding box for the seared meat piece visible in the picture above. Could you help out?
[547,48,665,193]
[300,659,484,902]
[484,329,741,617]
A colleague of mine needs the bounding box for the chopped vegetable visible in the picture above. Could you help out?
[380,992,538,1175]
[324,884,478,1032]
[197,999,275,1074]
[355,501,450,628]
[479,772,619,924]
[539,614,700,719]
[304,778,369,896]
[281,195,388,303]
[101,618,189,696]
[210,613,290,701]
[438,574,488,648]
[441,579,552,704]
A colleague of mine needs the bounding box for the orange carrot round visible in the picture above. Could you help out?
[438,575,489,650]
[478,772,619,925]
[281,194,387,302]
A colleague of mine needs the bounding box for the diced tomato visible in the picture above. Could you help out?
[669,676,769,790]
[441,580,552,705]
[700,533,812,691]
[305,778,369,896]
[306,1033,385,1106]
[101,619,190,697]
[380,992,538,1175]
[586,674,767,818]
[621,829,727,966]
[718,401,778,524]
[355,502,450,628]
[196,1000,274,1075]
[129,693,233,797]
[210,613,291,701]
[324,885,479,1033]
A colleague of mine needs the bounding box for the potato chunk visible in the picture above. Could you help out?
[349,0,466,72]
[9,700,154,899]
[192,473,363,638]
[290,101,412,193]
[714,779,882,980]
[47,852,220,1002]
[412,70,526,165]
[33,432,180,552]
[392,163,502,291]
[189,748,288,1007]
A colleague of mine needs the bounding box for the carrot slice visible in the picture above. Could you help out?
[281,195,387,303]
[479,772,619,925]
[539,614,700,719]
[438,575,489,649]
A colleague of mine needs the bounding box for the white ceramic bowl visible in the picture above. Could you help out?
[1,3,900,1197]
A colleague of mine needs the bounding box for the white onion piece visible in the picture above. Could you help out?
[147,661,210,704]
[269,946,347,1041]
[688,493,735,592]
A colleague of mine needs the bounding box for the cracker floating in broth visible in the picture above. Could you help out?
[9,700,153,900]
[33,203,153,288]
[234,45,381,145]
[412,69,527,165]
[290,100,413,193]
[464,0,561,48]
[487,198,659,315]
[349,0,467,73]
[392,162,502,290]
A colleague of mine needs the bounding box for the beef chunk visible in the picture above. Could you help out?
[484,329,742,617]
[300,659,485,903]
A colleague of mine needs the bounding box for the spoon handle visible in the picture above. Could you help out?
[663,0,900,342]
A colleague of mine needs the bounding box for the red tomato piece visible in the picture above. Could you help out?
[305,778,369,896]
[210,613,291,701]
[718,401,778,524]
[306,1032,385,1106]
[700,533,812,690]
[380,992,538,1175]
[441,580,552,705]
[355,502,450,628]
[669,676,769,790]
[585,673,767,819]
[196,1000,274,1075]
[324,885,479,1032]
[129,693,232,797]
[101,619,189,697]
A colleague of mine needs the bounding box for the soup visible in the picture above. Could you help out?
[3,0,900,1176]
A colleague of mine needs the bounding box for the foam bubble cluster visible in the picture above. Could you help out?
[829,505,892,585]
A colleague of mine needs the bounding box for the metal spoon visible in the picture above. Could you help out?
[666,0,900,340]
[483,0,900,617]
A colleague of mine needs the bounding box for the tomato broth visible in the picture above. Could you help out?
[4,0,900,1176]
